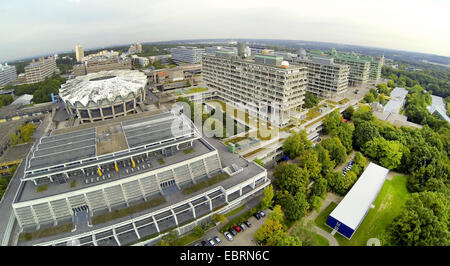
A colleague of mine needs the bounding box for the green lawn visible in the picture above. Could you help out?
[289,221,329,246]
[224,205,246,217]
[315,175,410,246]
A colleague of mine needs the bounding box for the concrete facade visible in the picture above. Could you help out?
[24,57,58,84]
[170,46,206,65]
[0,63,17,86]
[297,57,350,98]
[202,53,308,126]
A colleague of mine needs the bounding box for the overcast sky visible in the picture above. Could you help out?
[0,0,449,62]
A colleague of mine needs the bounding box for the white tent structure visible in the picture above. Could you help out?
[326,162,389,239]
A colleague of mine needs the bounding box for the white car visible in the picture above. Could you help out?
[224,232,233,241]
[208,238,215,246]
[213,236,221,244]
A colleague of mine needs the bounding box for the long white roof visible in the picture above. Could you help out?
[329,162,389,230]
[59,70,147,107]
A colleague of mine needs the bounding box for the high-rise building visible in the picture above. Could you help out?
[296,57,350,98]
[75,44,84,62]
[309,49,372,86]
[202,52,308,126]
[0,63,17,86]
[170,46,206,65]
[361,54,384,81]
[73,50,131,76]
[128,43,143,55]
[24,56,58,84]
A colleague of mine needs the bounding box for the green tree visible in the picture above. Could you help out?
[322,137,347,165]
[309,195,323,212]
[362,137,405,170]
[353,120,381,150]
[9,133,22,146]
[276,190,309,222]
[387,79,396,88]
[270,230,303,246]
[268,205,284,223]
[364,93,375,103]
[282,130,313,159]
[273,163,309,195]
[18,123,37,143]
[302,91,319,109]
[192,226,205,238]
[310,178,328,198]
[297,149,321,180]
[254,218,284,244]
[331,122,354,153]
[261,185,274,210]
[323,110,343,134]
[352,105,375,124]
[388,192,449,246]
[314,144,335,176]
[342,105,354,120]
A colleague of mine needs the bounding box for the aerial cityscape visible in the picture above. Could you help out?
[0,0,448,256]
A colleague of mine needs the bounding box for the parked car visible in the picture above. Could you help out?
[244,220,252,228]
[238,223,246,231]
[254,213,261,220]
[259,211,265,217]
[201,240,207,246]
[208,238,215,246]
[233,226,242,233]
[229,228,238,236]
[213,236,221,244]
[194,243,200,246]
[224,232,233,241]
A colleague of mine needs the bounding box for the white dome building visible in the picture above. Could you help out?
[60,70,147,123]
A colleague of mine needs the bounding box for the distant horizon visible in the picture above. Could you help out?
[1,0,448,63]
[5,37,450,64]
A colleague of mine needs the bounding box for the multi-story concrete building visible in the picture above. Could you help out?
[296,57,350,98]
[170,46,206,65]
[132,56,150,67]
[145,64,202,91]
[24,56,58,84]
[249,47,274,56]
[202,52,308,126]
[0,63,17,86]
[309,49,371,86]
[73,52,131,76]
[75,44,84,62]
[12,111,269,246]
[361,55,384,81]
[128,43,143,55]
[206,46,238,56]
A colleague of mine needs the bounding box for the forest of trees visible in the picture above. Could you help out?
[3,75,66,104]
[382,65,450,98]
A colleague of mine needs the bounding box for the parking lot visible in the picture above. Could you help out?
[194,209,270,247]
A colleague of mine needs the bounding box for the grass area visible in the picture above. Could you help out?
[172,221,216,246]
[18,223,73,243]
[184,87,208,94]
[315,175,410,246]
[183,148,194,154]
[289,222,329,246]
[224,205,246,217]
[338,98,350,105]
[70,180,76,188]
[243,147,266,158]
[314,202,337,232]
[92,196,166,225]
[305,107,321,121]
[182,172,230,195]
[157,158,165,165]
[36,185,48,192]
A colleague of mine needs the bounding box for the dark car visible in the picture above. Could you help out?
[254,213,261,220]
[201,240,207,246]
[244,220,252,228]
[229,228,238,236]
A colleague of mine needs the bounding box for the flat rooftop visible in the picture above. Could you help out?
[25,112,193,173]
[18,138,213,202]
[329,163,389,231]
